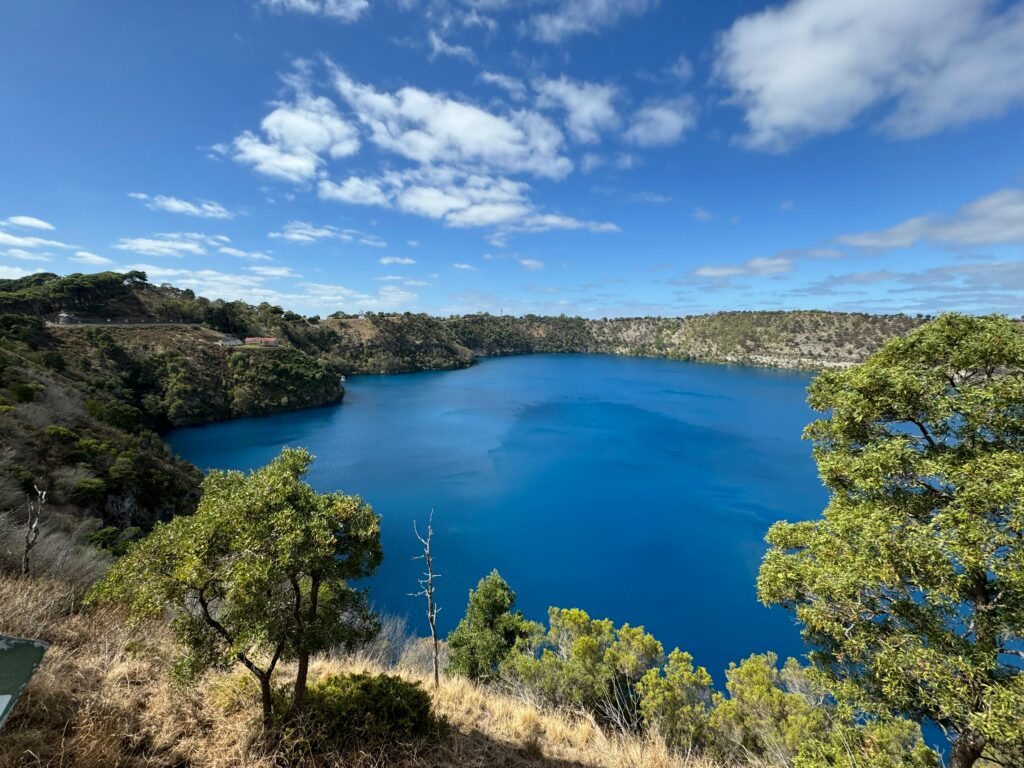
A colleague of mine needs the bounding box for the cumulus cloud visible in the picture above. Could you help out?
[381,256,416,265]
[623,98,695,146]
[530,0,660,43]
[129,192,234,219]
[261,0,369,22]
[3,215,55,230]
[534,76,619,144]
[715,0,1024,151]
[318,177,391,206]
[837,188,1024,250]
[222,87,359,182]
[0,265,44,279]
[329,62,572,179]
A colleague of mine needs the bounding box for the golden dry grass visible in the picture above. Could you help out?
[0,574,745,768]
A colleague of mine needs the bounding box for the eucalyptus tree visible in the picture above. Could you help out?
[759,314,1024,768]
[89,448,382,724]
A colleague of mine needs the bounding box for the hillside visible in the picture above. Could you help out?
[0,270,924,539]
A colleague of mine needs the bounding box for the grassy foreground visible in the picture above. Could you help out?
[0,572,749,768]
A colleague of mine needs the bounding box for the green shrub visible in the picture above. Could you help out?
[85,397,142,431]
[9,382,43,402]
[447,570,540,682]
[304,673,433,746]
[637,649,714,751]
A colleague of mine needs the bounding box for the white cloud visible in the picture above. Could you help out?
[837,188,1024,250]
[692,256,792,279]
[113,232,227,258]
[359,235,387,248]
[381,256,416,265]
[519,258,545,270]
[3,215,55,230]
[623,98,695,146]
[129,192,234,219]
[0,231,72,250]
[715,0,1024,151]
[268,221,353,243]
[535,76,619,144]
[452,262,477,270]
[248,265,302,278]
[480,72,528,101]
[692,207,713,222]
[530,0,660,43]
[262,0,369,22]
[71,251,113,266]
[667,54,693,82]
[225,90,359,183]
[0,265,44,279]
[428,30,477,62]
[3,249,51,262]
[220,246,273,261]
[329,62,572,179]
[318,177,390,206]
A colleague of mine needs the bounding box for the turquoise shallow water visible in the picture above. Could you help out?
[165,353,826,682]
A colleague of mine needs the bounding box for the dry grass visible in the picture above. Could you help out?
[0,573,748,768]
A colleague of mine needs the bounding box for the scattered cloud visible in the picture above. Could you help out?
[220,246,273,261]
[318,177,390,206]
[261,0,369,22]
[779,199,796,211]
[535,76,619,144]
[623,98,695,146]
[452,262,477,270]
[3,249,51,262]
[128,192,234,219]
[3,215,55,230]
[71,251,113,265]
[248,265,302,278]
[113,232,229,257]
[0,231,73,250]
[691,256,792,279]
[530,0,660,43]
[381,256,416,265]
[0,265,44,279]
[691,207,713,222]
[837,188,1024,250]
[269,221,353,243]
[519,258,545,270]
[667,53,693,82]
[479,71,528,101]
[221,72,359,182]
[428,30,476,61]
[715,0,1024,151]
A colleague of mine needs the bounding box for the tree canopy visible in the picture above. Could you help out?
[88,447,382,722]
[758,314,1024,768]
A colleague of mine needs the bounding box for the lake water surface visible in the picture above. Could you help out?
[166,354,826,681]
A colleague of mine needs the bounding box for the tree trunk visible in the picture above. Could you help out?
[260,675,274,729]
[949,732,985,768]
[293,651,309,710]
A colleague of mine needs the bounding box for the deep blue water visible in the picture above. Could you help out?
[165,354,826,682]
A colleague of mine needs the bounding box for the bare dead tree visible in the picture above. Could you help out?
[411,511,441,689]
[22,484,46,577]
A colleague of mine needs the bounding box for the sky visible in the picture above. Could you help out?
[1,0,1023,318]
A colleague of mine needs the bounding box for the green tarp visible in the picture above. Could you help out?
[0,635,49,729]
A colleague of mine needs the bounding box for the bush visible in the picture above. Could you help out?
[304,673,434,746]
[9,382,43,403]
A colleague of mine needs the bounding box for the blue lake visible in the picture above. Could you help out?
[165,353,826,682]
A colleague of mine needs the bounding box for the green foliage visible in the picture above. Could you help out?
[636,649,714,751]
[446,570,539,682]
[88,448,383,720]
[304,673,434,745]
[227,348,343,417]
[9,381,43,402]
[709,654,936,768]
[501,606,663,722]
[758,314,1024,766]
[85,397,142,431]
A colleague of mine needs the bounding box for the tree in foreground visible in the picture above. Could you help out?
[89,447,382,724]
[446,570,539,682]
[758,314,1024,768]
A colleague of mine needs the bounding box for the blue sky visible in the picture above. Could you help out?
[1,0,1023,317]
